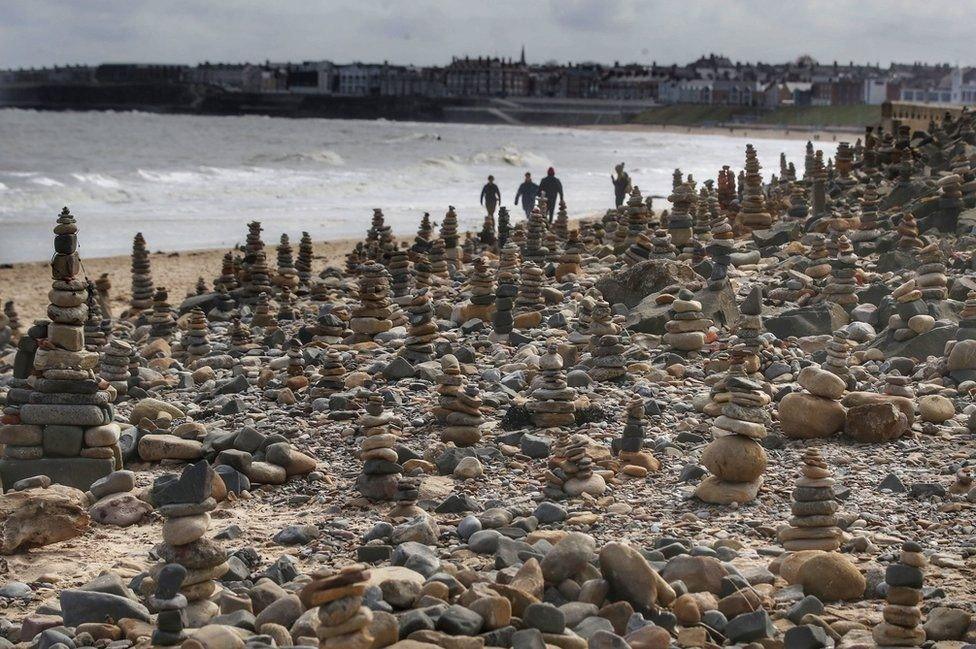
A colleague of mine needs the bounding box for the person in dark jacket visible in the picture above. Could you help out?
[538,167,563,223]
[480,175,501,218]
[514,172,539,218]
[611,162,631,207]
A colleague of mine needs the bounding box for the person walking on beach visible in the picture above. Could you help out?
[514,172,539,218]
[611,162,631,207]
[480,175,501,218]
[538,167,564,223]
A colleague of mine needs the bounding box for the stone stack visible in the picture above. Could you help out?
[624,186,649,248]
[937,173,963,226]
[821,329,852,384]
[357,395,401,501]
[695,365,768,504]
[706,214,734,290]
[915,243,947,302]
[310,351,346,398]
[401,288,436,363]
[515,263,545,315]
[215,252,239,292]
[130,232,155,312]
[277,285,297,322]
[663,295,710,353]
[835,141,854,187]
[296,231,314,288]
[313,309,349,344]
[349,263,393,343]
[555,230,583,280]
[435,355,484,447]
[208,286,237,322]
[693,186,713,240]
[553,200,569,240]
[739,144,773,229]
[100,339,132,395]
[465,257,495,321]
[388,248,412,298]
[884,370,915,399]
[787,184,809,220]
[149,564,188,646]
[428,239,449,280]
[890,279,926,340]
[285,337,305,382]
[229,318,255,355]
[413,212,434,253]
[0,208,117,491]
[479,209,496,247]
[182,308,211,359]
[667,182,695,247]
[413,252,433,288]
[805,234,831,280]
[543,230,561,265]
[84,299,107,353]
[499,242,520,275]
[246,249,274,298]
[148,287,177,341]
[778,448,841,551]
[523,206,548,264]
[368,208,394,259]
[193,277,208,296]
[275,234,299,290]
[822,235,859,310]
[94,274,112,320]
[587,300,626,381]
[852,183,882,249]
[391,475,423,518]
[649,229,675,259]
[527,343,577,428]
[549,433,605,497]
[440,205,460,265]
[779,365,847,439]
[150,461,225,625]
[497,206,512,249]
[897,214,924,250]
[493,269,517,338]
[618,397,660,473]
[624,231,654,266]
[251,292,277,328]
[873,541,927,647]
[301,564,373,649]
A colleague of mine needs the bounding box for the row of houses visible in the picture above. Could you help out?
[2,54,973,107]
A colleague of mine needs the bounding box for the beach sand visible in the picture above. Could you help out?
[0,237,358,323]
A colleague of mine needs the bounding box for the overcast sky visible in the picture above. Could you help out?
[3,0,973,69]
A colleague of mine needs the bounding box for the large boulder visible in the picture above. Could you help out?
[796,553,865,601]
[764,303,849,339]
[0,485,90,554]
[598,541,662,610]
[628,282,739,334]
[844,402,909,443]
[594,259,698,308]
[778,393,846,439]
[867,325,957,360]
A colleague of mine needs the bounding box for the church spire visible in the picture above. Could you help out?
[520,45,526,65]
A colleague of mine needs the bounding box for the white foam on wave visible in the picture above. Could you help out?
[137,169,202,183]
[470,145,552,170]
[29,176,64,187]
[245,149,345,166]
[70,173,122,189]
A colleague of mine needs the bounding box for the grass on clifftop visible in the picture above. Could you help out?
[632,104,881,128]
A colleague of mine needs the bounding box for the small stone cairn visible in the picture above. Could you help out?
[275,234,299,290]
[777,448,841,551]
[100,339,133,395]
[873,541,927,647]
[527,343,577,428]
[587,300,626,382]
[695,364,768,505]
[149,564,188,646]
[739,144,773,229]
[663,293,710,353]
[148,287,177,341]
[349,262,393,343]
[357,395,401,501]
[130,232,155,312]
[181,307,211,360]
[401,288,436,364]
[301,563,374,649]
[150,461,225,625]
[435,355,484,447]
[618,397,660,474]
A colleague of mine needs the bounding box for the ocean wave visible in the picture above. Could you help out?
[70,173,122,189]
[469,145,552,170]
[246,149,345,166]
[29,176,65,187]
[137,169,202,183]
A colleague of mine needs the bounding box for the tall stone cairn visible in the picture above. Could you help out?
[0,207,118,491]
[130,232,155,312]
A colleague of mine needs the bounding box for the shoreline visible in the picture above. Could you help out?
[578,122,862,142]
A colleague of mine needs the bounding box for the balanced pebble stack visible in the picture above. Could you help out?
[778,448,841,551]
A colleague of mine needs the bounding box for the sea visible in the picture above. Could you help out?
[0,109,814,263]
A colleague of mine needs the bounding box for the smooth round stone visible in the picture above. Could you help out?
[702,435,767,482]
[162,513,211,546]
[797,366,846,400]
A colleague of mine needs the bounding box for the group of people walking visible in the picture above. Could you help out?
[479,161,632,223]
[480,167,564,222]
